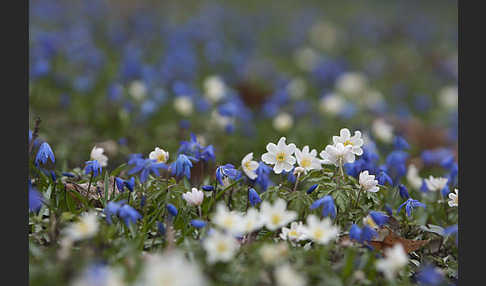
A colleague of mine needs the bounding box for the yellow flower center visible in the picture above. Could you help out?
[156,153,166,163]
[313,229,325,240]
[344,140,352,146]
[216,242,228,253]
[271,214,282,225]
[276,152,286,163]
[244,161,254,170]
[300,158,311,168]
[223,217,235,228]
[289,230,298,237]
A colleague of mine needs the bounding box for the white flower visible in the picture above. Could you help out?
[71,265,126,286]
[280,221,305,242]
[438,86,458,109]
[424,176,449,192]
[90,146,108,167]
[64,212,99,242]
[363,89,385,110]
[210,110,233,130]
[448,188,458,207]
[261,137,297,174]
[293,167,306,175]
[275,264,307,286]
[241,152,259,180]
[295,146,322,173]
[128,80,147,100]
[286,77,307,99]
[182,188,204,206]
[319,143,355,167]
[273,112,294,132]
[376,244,409,280]
[294,47,320,71]
[203,75,226,103]
[359,170,380,193]
[173,96,194,116]
[309,21,338,51]
[259,242,289,265]
[319,93,346,116]
[260,198,297,231]
[136,250,207,286]
[212,203,243,235]
[241,208,264,234]
[406,164,423,190]
[335,72,367,96]
[301,215,339,245]
[332,128,364,156]
[372,119,394,143]
[203,230,239,264]
[149,147,169,164]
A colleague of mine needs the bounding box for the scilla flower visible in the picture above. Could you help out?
[35,142,55,166]
[128,158,166,183]
[171,154,194,179]
[260,198,297,231]
[261,137,297,174]
[149,147,169,164]
[90,146,108,167]
[377,170,393,186]
[64,212,99,242]
[29,183,43,213]
[306,184,318,194]
[191,219,207,228]
[320,143,355,167]
[397,198,426,217]
[118,204,142,226]
[248,188,262,206]
[301,215,339,245]
[182,188,204,206]
[70,264,125,286]
[332,128,364,156]
[310,195,336,219]
[166,203,178,217]
[415,264,444,286]
[349,224,377,244]
[376,244,408,280]
[367,211,389,228]
[295,146,322,173]
[85,160,102,177]
[215,164,241,186]
[359,170,379,193]
[424,176,448,192]
[241,152,259,180]
[398,184,410,199]
[448,188,458,207]
[203,229,239,264]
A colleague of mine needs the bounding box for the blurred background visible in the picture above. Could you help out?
[29,0,458,170]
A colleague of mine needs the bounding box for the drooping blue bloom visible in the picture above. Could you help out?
[310,197,326,210]
[444,224,458,236]
[440,185,450,198]
[248,188,262,206]
[127,153,144,165]
[448,163,458,187]
[171,154,194,179]
[385,150,409,185]
[29,183,43,213]
[62,172,76,178]
[115,177,125,192]
[376,170,393,186]
[202,185,215,192]
[35,142,55,166]
[306,184,318,194]
[345,146,380,178]
[85,160,102,177]
[440,155,455,170]
[190,219,207,228]
[393,136,410,150]
[215,164,241,185]
[166,203,178,217]
[284,169,297,184]
[50,171,57,182]
[200,145,215,162]
[398,184,410,199]
[384,204,393,216]
[255,162,272,191]
[118,204,142,226]
[177,133,214,162]
[157,221,166,236]
[397,198,426,217]
[349,224,362,242]
[140,195,146,208]
[349,224,377,244]
[128,158,167,183]
[415,264,444,286]
[421,148,454,166]
[310,195,336,219]
[420,179,429,192]
[104,200,125,224]
[369,211,389,227]
[124,177,135,192]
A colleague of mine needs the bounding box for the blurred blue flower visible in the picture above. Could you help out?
[166,203,178,217]
[35,142,55,167]
[393,136,410,150]
[398,184,410,199]
[310,195,336,219]
[190,219,207,228]
[29,183,43,213]
[369,211,389,227]
[157,221,166,236]
[255,162,272,191]
[248,188,262,206]
[349,224,377,244]
[85,160,102,177]
[306,184,318,194]
[104,200,125,224]
[415,264,444,286]
[376,170,393,186]
[397,198,426,217]
[128,158,167,183]
[421,148,454,166]
[118,204,142,226]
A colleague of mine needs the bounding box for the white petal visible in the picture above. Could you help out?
[262,153,276,164]
[274,163,284,174]
[266,143,278,153]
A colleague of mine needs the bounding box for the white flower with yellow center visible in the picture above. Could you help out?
[259,242,289,265]
[448,188,458,207]
[261,137,297,174]
[273,112,294,132]
[203,230,239,264]
[438,86,458,109]
[182,188,204,206]
[359,170,380,193]
[90,146,108,167]
[203,75,226,103]
[275,264,307,286]
[212,203,243,235]
[424,176,449,192]
[406,164,423,190]
[335,72,367,97]
[149,147,169,164]
[280,221,305,242]
[137,250,207,286]
[295,146,322,173]
[286,77,307,99]
[376,244,409,280]
[301,215,339,245]
[260,198,297,231]
[332,128,364,156]
[320,143,355,167]
[241,208,263,234]
[64,212,99,242]
[173,96,194,116]
[241,152,259,180]
[294,47,320,72]
[372,119,394,143]
[319,93,346,116]
[128,80,147,101]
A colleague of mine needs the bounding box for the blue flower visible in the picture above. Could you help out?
[85,160,102,177]
[166,203,178,217]
[310,195,336,219]
[124,177,135,192]
[118,204,142,226]
[35,142,55,166]
[447,163,458,187]
[215,164,241,186]
[29,183,43,213]
[349,224,362,241]
[385,150,408,185]
[115,177,125,192]
[171,154,194,179]
[178,133,214,163]
[398,184,410,199]
[248,188,262,206]
[202,185,215,192]
[397,198,426,217]
[420,179,429,192]
[190,219,207,228]
[440,185,450,198]
[157,221,166,236]
[50,171,57,182]
[306,184,318,194]
[369,211,389,227]
[384,204,393,216]
[104,200,125,224]
[415,264,444,286]
[376,170,393,186]
[255,162,272,191]
[128,158,167,183]
[349,224,377,244]
[393,136,410,150]
[62,172,76,178]
[201,145,215,162]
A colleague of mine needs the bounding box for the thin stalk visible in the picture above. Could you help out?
[292,172,301,192]
[87,173,94,197]
[354,187,363,208]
